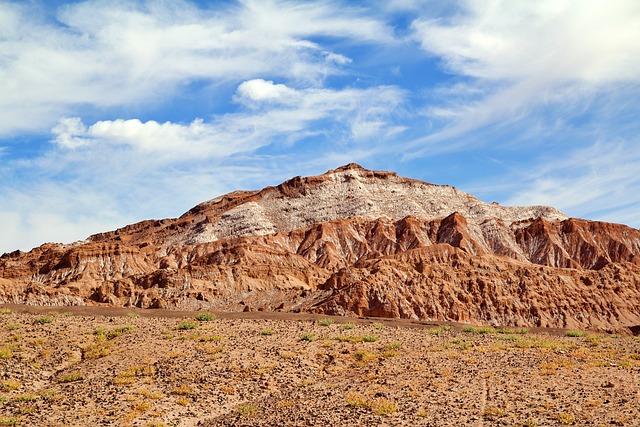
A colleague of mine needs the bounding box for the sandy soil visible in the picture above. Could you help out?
[0,305,639,426]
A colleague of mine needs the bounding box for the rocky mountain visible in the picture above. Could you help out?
[2,163,640,332]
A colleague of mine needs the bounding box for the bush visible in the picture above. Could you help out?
[195,312,216,322]
[300,333,316,341]
[176,321,197,330]
[35,316,52,324]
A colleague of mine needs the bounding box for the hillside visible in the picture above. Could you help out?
[2,164,640,332]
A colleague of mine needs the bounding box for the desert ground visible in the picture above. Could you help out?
[0,305,639,427]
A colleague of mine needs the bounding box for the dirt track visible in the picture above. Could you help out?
[1,305,639,426]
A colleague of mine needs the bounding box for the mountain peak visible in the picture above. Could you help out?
[3,165,639,332]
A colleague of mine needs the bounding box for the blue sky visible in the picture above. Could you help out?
[2,0,640,254]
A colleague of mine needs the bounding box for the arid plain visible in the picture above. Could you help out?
[1,306,639,427]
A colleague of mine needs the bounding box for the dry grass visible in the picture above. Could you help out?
[1,310,638,426]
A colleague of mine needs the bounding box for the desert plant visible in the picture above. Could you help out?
[371,398,398,415]
[300,332,316,341]
[0,417,19,426]
[463,326,495,334]
[566,330,586,337]
[342,323,356,330]
[171,385,194,396]
[371,323,383,330]
[34,316,52,324]
[317,319,333,326]
[13,393,37,402]
[0,308,12,315]
[345,392,369,408]
[0,346,13,359]
[176,321,197,330]
[235,405,258,418]
[553,413,576,425]
[354,350,378,364]
[60,373,83,383]
[195,312,216,322]
[483,406,507,418]
[260,329,273,336]
[1,379,22,391]
[82,334,111,359]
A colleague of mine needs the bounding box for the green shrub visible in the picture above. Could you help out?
[176,321,197,330]
[235,405,258,418]
[317,319,333,326]
[35,316,52,324]
[195,312,216,322]
[300,333,316,341]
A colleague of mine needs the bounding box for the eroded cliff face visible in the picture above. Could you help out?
[2,163,639,331]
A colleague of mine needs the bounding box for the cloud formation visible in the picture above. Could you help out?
[1,0,640,255]
[0,0,394,136]
[408,0,640,149]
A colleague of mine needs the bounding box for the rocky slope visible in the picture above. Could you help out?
[2,163,640,332]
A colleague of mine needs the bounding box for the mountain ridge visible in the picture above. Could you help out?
[2,164,639,333]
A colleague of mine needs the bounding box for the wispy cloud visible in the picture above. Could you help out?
[0,0,395,136]
[1,78,406,252]
[406,0,640,151]
[1,0,640,255]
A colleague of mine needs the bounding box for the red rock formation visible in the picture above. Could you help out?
[1,164,640,332]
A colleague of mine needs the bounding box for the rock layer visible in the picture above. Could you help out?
[2,164,640,331]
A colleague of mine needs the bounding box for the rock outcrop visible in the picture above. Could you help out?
[2,163,640,332]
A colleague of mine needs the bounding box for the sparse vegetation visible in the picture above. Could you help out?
[0,417,20,426]
[553,413,576,425]
[317,319,333,326]
[34,316,52,324]
[171,385,194,396]
[176,321,197,330]
[566,330,587,337]
[60,373,83,383]
[82,334,111,359]
[195,312,216,322]
[300,332,316,341]
[462,326,495,334]
[335,335,379,343]
[371,398,398,415]
[342,323,356,330]
[0,346,13,359]
[0,309,638,425]
[235,405,258,418]
[1,379,22,392]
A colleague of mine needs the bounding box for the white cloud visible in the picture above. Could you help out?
[236,79,296,102]
[500,140,640,227]
[407,0,640,151]
[50,81,406,158]
[413,1,640,83]
[52,117,247,160]
[0,0,395,136]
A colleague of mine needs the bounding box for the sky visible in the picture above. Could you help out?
[1,0,640,254]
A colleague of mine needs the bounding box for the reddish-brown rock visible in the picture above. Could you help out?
[1,164,640,332]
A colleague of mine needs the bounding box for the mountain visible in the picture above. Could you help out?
[2,163,640,332]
